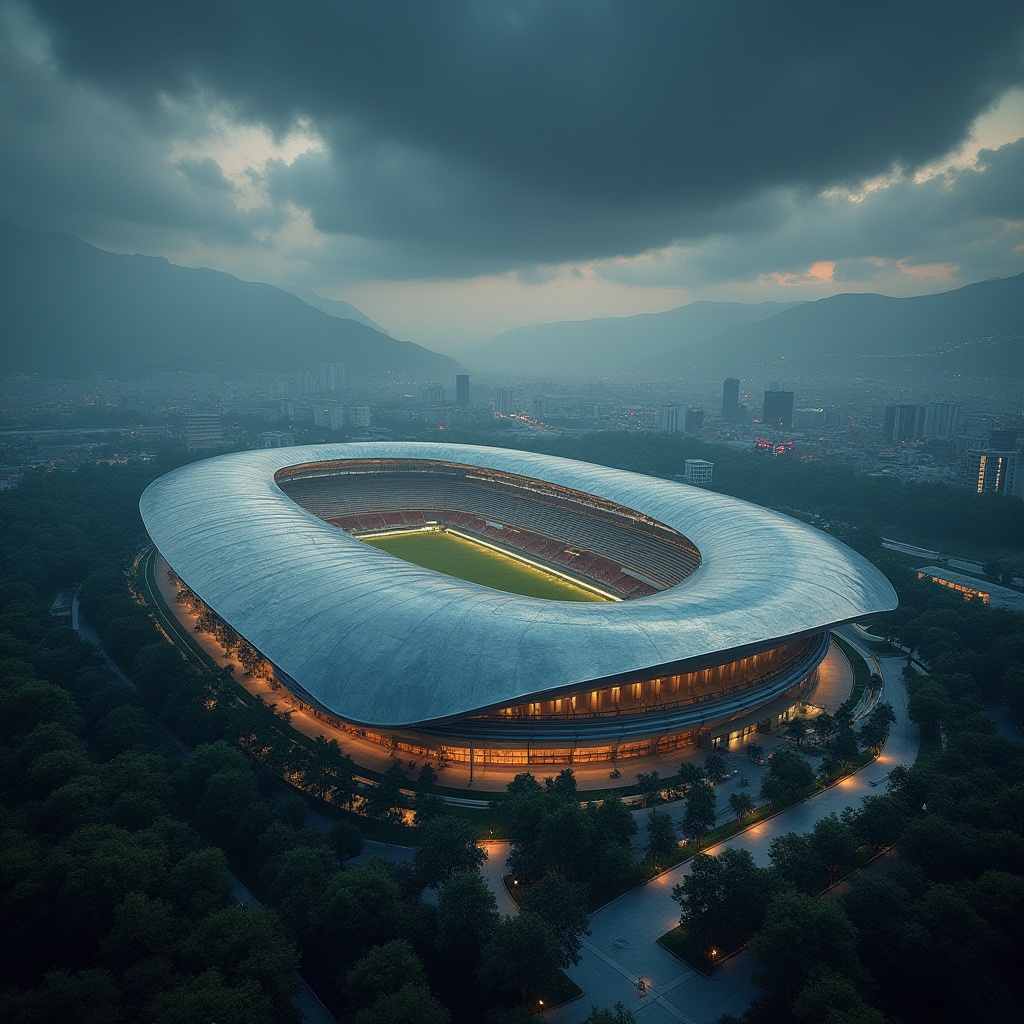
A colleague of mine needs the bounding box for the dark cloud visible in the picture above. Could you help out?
[22,1,1024,267]
[596,138,1024,291]
[0,17,280,248]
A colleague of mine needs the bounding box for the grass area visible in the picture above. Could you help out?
[832,632,872,703]
[364,530,607,602]
[538,971,584,1012]
[915,722,943,768]
[657,927,715,976]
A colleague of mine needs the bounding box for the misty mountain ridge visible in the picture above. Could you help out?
[0,223,458,379]
[675,274,1024,375]
[280,285,389,335]
[468,275,1024,378]
[472,300,804,373]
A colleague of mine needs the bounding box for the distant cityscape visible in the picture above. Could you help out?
[2,361,1021,498]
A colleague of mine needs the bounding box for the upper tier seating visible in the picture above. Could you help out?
[281,467,698,596]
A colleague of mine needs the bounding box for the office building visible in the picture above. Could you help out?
[660,404,681,433]
[883,404,926,443]
[968,449,1019,496]
[924,403,959,439]
[684,408,704,433]
[763,389,794,431]
[722,378,740,422]
[456,374,470,407]
[182,411,222,449]
[319,361,345,395]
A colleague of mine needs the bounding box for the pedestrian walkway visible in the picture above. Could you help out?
[539,631,918,1024]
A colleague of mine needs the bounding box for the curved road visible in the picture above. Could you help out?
[532,630,920,1024]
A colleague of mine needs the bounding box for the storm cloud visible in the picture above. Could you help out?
[1,1,1023,338]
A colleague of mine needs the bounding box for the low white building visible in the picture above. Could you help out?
[684,459,714,486]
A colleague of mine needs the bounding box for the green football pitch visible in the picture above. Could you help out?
[363,531,608,602]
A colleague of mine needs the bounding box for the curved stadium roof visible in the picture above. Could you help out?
[139,442,896,727]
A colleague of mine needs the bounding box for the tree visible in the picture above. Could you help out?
[363,761,407,823]
[810,813,860,886]
[680,781,717,850]
[436,869,500,966]
[645,809,678,864]
[345,939,428,1013]
[843,794,907,854]
[786,716,810,747]
[412,791,447,826]
[729,791,755,822]
[813,713,837,742]
[589,794,638,850]
[580,1005,637,1024]
[760,749,814,809]
[636,771,662,806]
[353,983,451,1024]
[544,768,577,799]
[677,762,704,788]
[327,820,365,867]
[791,966,889,1024]
[530,801,595,881]
[416,761,438,792]
[414,816,486,890]
[907,682,952,739]
[744,743,765,765]
[751,892,865,1003]
[858,703,895,751]
[702,753,728,784]
[768,831,823,895]
[520,874,591,968]
[476,912,561,1008]
[673,848,779,953]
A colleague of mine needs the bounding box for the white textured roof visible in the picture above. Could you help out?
[140,442,896,726]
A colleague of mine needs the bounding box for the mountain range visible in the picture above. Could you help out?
[467,275,1024,377]
[0,223,458,379]
[3,222,1021,381]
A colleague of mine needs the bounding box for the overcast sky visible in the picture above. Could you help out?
[2,2,1022,348]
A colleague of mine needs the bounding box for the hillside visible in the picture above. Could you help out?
[658,274,1024,375]
[0,223,459,379]
[469,300,803,373]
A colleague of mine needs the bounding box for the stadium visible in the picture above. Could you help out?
[140,442,897,768]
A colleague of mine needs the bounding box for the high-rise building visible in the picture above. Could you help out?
[314,403,345,430]
[684,408,704,433]
[924,403,959,439]
[455,374,470,406]
[968,449,1018,495]
[722,378,740,422]
[319,361,345,395]
[763,389,794,431]
[989,427,1021,451]
[496,389,517,415]
[660,404,681,433]
[883,404,926,443]
[421,384,445,406]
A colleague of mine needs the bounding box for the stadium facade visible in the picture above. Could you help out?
[140,443,897,766]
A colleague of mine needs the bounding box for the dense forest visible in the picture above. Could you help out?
[1,434,1022,1023]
